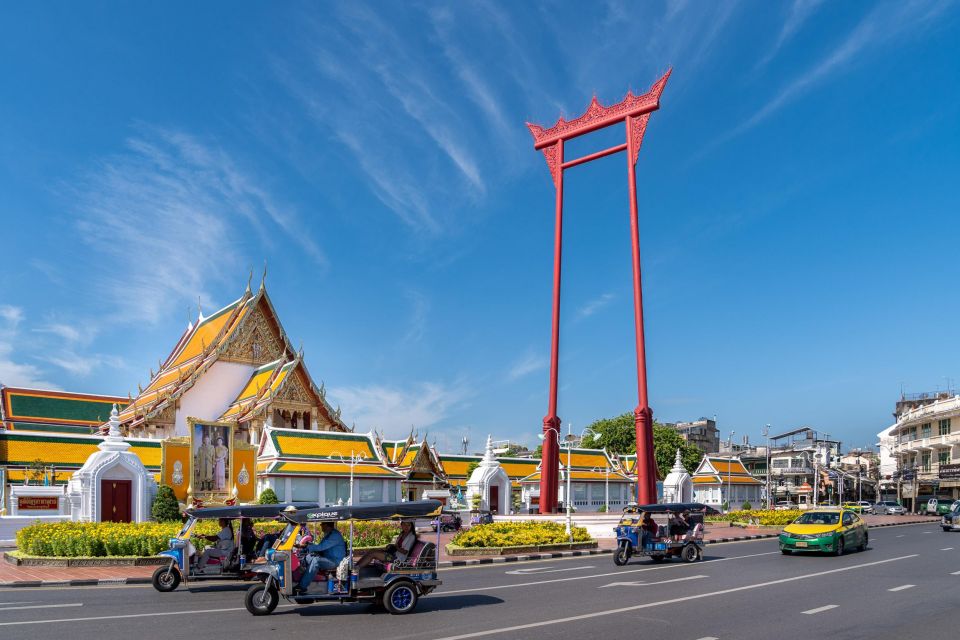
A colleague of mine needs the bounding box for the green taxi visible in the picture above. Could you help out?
[779,508,868,555]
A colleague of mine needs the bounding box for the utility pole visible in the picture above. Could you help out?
[762,424,771,509]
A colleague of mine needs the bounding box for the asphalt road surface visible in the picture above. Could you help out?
[1,522,957,640]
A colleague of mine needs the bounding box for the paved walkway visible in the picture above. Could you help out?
[0,515,938,586]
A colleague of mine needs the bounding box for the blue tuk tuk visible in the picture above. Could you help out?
[613,502,712,566]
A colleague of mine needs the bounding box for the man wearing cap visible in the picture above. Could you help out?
[295,521,346,594]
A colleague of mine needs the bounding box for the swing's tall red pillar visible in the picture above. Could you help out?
[528,70,670,511]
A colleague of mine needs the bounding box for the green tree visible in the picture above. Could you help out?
[580,412,703,478]
[465,461,480,479]
[151,485,182,522]
[257,488,279,504]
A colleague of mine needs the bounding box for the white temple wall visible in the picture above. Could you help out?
[175,361,255,436]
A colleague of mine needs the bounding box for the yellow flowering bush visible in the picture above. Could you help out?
[452,521,592,548]
[17,520,398,557]
[706,509,804,526]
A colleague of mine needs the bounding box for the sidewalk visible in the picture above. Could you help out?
[0,516,939,587]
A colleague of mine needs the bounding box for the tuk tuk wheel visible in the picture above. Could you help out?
[151,566,181,592]
[681,544,699,563]
[383,581,418,615]
[613,543,630,566]
[245,582,279,616]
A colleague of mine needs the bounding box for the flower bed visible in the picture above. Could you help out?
[451,521,592,548]
[706,509,803,526]
[16,520,399,558]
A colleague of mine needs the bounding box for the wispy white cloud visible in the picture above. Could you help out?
[577,293,616,320]
[72,127,326,324]
[329,380,472,436]
[43,352,125,378]
[756,0,825,69]
[402,289,430,345]
[699,0,950,158]
[0,306,59,389]
[507,350,548,381]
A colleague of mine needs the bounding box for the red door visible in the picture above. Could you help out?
[101,480,132,522]
[489,485,499,514]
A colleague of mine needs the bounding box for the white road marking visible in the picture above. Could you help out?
[430,554,917,640]
[599,575,707,588]
[940,548,954,551]
[896,535,905,538]
[0,603,82,612]
[803,605,838,615]
[695,637,719,640]
[505,565,594,575]
[442,550,779,595]
[0,604,296,627]
[0,602,37,606]
[951,570,960,575]
[923,531,932,534]
[888,584,915,592]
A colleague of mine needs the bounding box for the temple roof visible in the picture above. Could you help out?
[438,454,540,488]
[0,431,162,471]
[256,426,400,478]
[520,469,633,483]
[117,280,346,431]
[691,456,762,485]
[1,386,127,435]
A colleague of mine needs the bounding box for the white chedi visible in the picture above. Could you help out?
[464,435,511,515]
[662,448,692,504]
[66,404,157,522]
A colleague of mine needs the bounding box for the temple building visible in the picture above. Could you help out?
[0,276,644,525]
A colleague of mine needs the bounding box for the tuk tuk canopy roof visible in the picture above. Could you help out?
[186,502,321,520]
[290,500,443,523]
[624,502,719,515]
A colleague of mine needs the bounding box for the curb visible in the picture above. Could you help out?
[0,577,153,588]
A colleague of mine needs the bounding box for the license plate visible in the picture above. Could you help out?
[795,541,808,548]
[655,543,666,550]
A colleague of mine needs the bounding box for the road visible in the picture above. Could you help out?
[0,522,957,640]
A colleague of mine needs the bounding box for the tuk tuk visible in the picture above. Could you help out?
[613,502,710,565]
[151,502,319,592]
[244,499,442,616]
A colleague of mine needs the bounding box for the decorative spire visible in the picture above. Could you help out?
[98,404,131,452]
[483,434,494,463]
[197,295,203,320]
[246,267,253,295]
[260,261,267,291]
[671,448,685,473]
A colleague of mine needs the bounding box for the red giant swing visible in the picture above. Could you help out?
[527,70,672,512]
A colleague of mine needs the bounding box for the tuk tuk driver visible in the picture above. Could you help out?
[294,521,346,594]
[198,518,235,570]
[641,512,658,548]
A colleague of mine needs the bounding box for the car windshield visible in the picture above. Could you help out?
[794,512,840,525]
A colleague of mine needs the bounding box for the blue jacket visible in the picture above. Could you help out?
[306,528,346,565]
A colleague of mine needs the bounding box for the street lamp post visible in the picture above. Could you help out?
[333,450,366,505]
[762,424,771,509]
[592,466,610,512]
[727,430,735,511]
[538,425,573,541]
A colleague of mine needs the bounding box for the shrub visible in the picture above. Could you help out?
[452,521,592,548]
[597,504,608,512]
[706,509,804,526]
[470,493,482,510]
[257,488,279,504]
[741,501,752,511]
[151,485,182,522]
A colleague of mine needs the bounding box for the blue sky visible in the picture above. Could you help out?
[0,1,958,453]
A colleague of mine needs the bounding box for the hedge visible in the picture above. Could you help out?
[16,520,400,557]
[451,521,592,548]
[706,509,804,526]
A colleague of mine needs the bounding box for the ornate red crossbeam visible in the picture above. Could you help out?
[527,70,671,512]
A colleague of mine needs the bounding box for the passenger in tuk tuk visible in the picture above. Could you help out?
[641,512,658,547]
[355,520,417,569]
[294,521,346,594]
[198,518,235,570]
[240,520,259,558]
[670,510,691,541]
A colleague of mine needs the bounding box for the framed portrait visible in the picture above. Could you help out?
[188,419,233,500]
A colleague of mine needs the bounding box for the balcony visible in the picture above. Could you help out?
[771,467,814,475]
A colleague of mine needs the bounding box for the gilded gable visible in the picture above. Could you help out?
[221,305,285,365]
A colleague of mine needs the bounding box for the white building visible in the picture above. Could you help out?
[888,394,960,509]
[692,456,763,510]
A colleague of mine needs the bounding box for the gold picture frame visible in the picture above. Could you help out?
[188,418,234,503]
